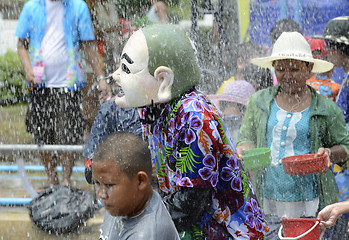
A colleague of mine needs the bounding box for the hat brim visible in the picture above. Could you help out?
[251,56,334,73]
[207,94,248,106]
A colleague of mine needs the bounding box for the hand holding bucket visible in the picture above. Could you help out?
[278,218,325,240]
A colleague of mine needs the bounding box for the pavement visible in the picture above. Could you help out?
[0,160,105,239]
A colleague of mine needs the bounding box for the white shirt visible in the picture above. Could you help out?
[41,0,69,87]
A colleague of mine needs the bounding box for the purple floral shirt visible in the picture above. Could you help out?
[141,90,269,240]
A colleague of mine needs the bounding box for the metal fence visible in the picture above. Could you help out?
[0,144,85,206]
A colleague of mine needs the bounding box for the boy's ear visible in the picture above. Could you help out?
[154,66,174,103]
[136,171,149,191]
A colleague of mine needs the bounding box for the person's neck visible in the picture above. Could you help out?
[276,86,312,112]
[129,188,153,219]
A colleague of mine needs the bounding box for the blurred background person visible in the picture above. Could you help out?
[323,16,349,129]
[321,16,349,240]
[146,0,168,24]
[208,80,255,143]
[216,41,266,94]
[16,0,111,188]
[306,38,340,102]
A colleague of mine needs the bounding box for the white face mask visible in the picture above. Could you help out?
[112,30,161,108]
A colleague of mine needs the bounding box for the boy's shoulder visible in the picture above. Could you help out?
[99,191,179,240]
[131,191,179,240]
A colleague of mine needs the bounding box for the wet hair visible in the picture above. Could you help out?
[94,132,152,179]
[270,19,302,43]
[326,40,349,57]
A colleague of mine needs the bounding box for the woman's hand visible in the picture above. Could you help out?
[236,143,254,158]
[315,147,331,167]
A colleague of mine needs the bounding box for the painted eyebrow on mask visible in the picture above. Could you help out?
[121,53,134,64]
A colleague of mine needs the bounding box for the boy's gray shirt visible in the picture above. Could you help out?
[98,190,180,240]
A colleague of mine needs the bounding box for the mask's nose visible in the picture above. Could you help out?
[112,68,121,82]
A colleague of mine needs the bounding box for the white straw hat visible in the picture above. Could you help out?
[251,32,334,73]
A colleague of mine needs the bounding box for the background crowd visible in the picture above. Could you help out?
[9,0,349,239]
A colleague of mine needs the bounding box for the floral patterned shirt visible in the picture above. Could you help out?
[140,89,269,240]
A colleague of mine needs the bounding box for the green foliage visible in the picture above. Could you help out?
[0,49,27,105]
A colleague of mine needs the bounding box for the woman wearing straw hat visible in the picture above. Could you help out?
[236,31,349,239]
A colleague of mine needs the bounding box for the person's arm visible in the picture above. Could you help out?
[316,146,347,165]
[315,101,349,164]
[317,200,349,230]
[17,38,35,87]
[81,40,112,103]
[236,97,257,156]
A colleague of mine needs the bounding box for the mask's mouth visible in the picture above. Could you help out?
[115,82,125,98]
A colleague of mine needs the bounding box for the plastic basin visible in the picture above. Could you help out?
[242,148,271,171]
[281,154,328,175]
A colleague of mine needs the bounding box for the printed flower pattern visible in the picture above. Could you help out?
[221,157,242,191]
[178,112,203,145]
[199,154,219,187]
[244,198,264,232]
[176,169,194,187]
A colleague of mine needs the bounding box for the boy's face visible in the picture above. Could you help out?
[92,160,142,217]
[112,30,161,108]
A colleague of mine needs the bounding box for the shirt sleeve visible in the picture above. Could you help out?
[83,100,142,159]
[236,96,257,147]
[77,2,95,41]
[15,4,30,39]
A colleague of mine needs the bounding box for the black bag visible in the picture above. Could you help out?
[28,185,97,234]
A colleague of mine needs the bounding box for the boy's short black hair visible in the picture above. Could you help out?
[270,19,302,43]
[94,132,152,179]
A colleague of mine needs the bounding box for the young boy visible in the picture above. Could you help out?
[92,131,179,240]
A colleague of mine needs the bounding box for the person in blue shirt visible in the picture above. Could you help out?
[15,0,112,187]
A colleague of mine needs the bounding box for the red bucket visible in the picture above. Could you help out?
[279,218,322,240]
[281,154,328,175]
